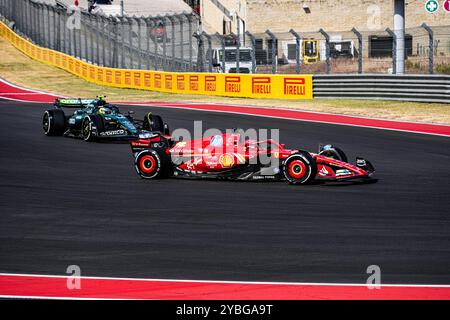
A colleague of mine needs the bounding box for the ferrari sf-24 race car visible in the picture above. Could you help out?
[42,97,168,141]
[129,115,375,185]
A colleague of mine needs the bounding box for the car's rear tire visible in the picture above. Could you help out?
[143,113,164,132]
[319,145,348,162]
[135,148,171,179]
[282,151,317,185]
[82,115,104,142]
[43,109,66,136]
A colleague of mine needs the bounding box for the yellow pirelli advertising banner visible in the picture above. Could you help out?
[0,22,313,100]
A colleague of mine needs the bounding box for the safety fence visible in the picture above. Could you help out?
[0,0,448,75]
[0,0,201,71]
[198,25,450,75]
[0,20,313,100]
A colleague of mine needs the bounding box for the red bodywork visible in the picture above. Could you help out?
[131,133,372,181]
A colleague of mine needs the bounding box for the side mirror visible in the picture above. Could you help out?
[128,110,135,115]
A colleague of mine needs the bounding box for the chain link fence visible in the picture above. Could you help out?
[0,0,200,71]
[0,0,448,75]
[195,25,449,75]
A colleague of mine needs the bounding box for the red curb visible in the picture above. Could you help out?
[1,274,449,300]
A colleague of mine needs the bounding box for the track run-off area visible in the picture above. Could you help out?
[0,79,449,299]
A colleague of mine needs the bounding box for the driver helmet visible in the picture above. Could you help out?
[98,107,112,115]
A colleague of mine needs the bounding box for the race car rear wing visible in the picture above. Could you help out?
[54,98,98,108]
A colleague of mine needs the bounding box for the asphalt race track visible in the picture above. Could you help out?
[0,99,449,285]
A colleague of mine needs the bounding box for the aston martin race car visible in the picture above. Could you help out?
[42,97,168,141]
[129,115,375,185]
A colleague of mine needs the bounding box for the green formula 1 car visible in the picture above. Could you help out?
[42,97,169,141]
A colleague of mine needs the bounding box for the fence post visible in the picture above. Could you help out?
[45,4,51,49]
[151,17,159,70]
[351,27,363,74]
[201,32,212,72]
[185,13,193,71]
[16,0,21,33]
[30,1,35,42]
[245,31,256,74]
[167,15,176,71]
[214,32,226,73]
[176,14,185,70]
[128,16,134,69]
[88,14,95,64]
[112,16,119,68]
[386,28,397,74]
[319,28,331,74]
[421,23,434,74]
[11,0,15,23]
[117,16,125,68]
[26,0,32,39]
[37,2,42,46]
[72,6,77,57]
[144,17,153,70]
[236,23,241,73]
[138,16,144,69]
[95,15,102,65]
[265,30,277,74]
[193,32,204,72]
[62,7,68,54]
[41,3,48,48]
[50,6,56,50]
[82,12,88,61]
[156,15,166,70]
[289,29,301,74]
[77,10,83,60]
[106,16,112,67]
[144,17,150,69]
[101,15,108,66]
[235,31,241,73]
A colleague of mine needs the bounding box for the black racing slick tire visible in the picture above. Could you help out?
[282,151,317,185]
[82,115,104,142]
[319,145,348,163]
[143,113,164,133]
[134,148,171,179]
[43,109,66,136]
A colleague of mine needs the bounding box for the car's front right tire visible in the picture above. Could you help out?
[282,151,317,185]
[82,115,104,142]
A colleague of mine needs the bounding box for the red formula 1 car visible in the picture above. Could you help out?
[130,116,375,185]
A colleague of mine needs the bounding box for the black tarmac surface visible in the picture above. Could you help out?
[0,99,449,284]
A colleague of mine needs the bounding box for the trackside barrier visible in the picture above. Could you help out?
[314,74,450,104]
[0,21,313,100]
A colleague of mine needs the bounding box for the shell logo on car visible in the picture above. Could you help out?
[219,154,235,167]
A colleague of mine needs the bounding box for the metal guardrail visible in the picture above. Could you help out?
[313,74,450,103]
